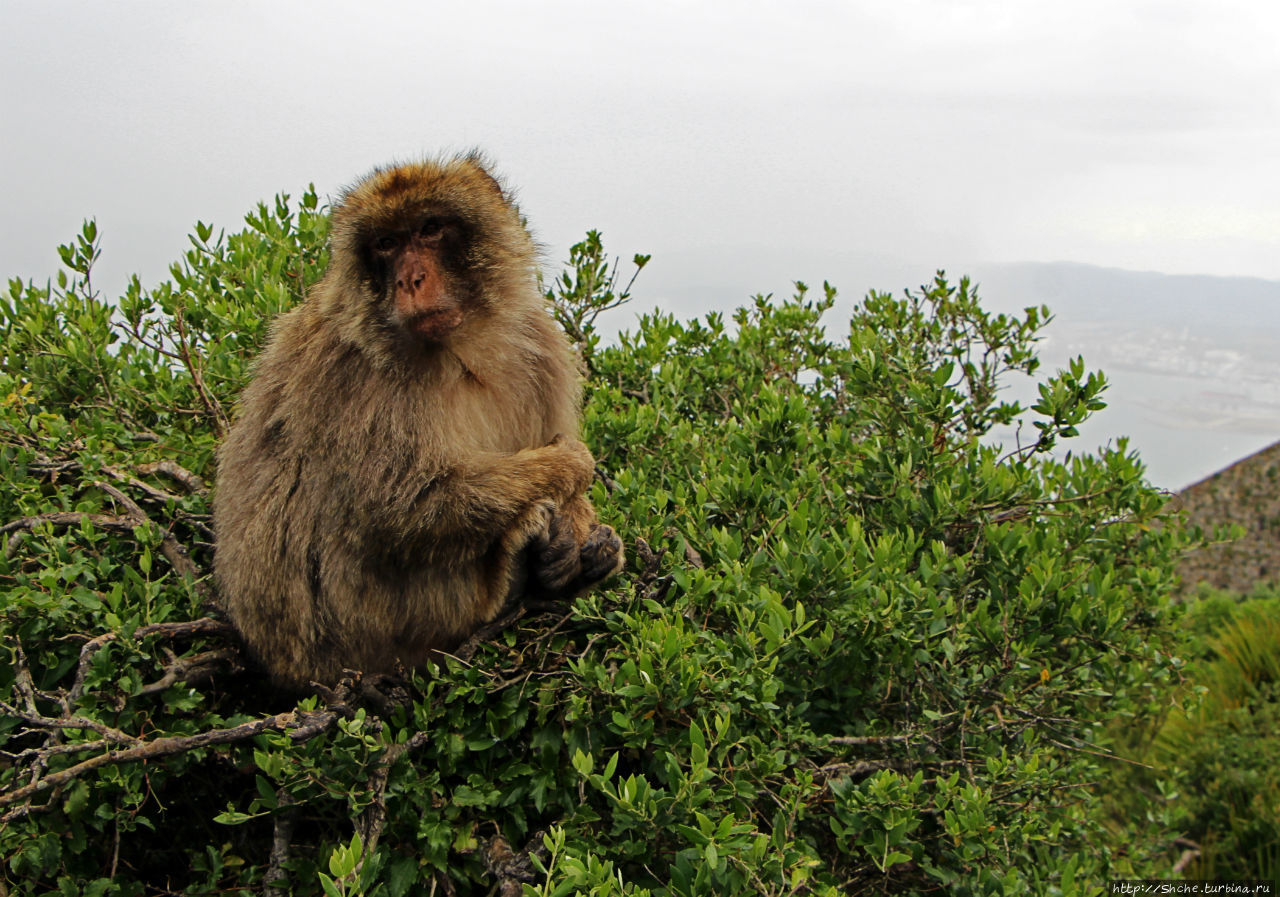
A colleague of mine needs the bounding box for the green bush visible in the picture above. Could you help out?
[1,190,1189,895]
[1149,591,1280,882]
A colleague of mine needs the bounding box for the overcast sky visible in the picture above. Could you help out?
[3,1,1279,486]
[4,1,1278,292]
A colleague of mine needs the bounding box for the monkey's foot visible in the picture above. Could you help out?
[577,523,624,587]
[528,516,623,598]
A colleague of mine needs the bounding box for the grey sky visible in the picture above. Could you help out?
[4,1,1278,288]
[3,1,1279,487]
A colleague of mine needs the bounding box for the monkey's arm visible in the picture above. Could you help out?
[378,437,596,550]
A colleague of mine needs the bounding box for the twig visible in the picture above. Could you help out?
[138,459,208,495]
[102,464,186,505]
[357,730,432,857]
[137,647,243,695]
[816,760,898,779]
[96,480,201,581]
[1172,845,1201,875]
[2,512,135,559]
[69,618,237,705]
[828,734,911,746]
[0,703,138,746]
[10,644,41,717]
[264,789,299,897]
[0,708,340,818]
[173,307,230,438]
[448,604,530,664]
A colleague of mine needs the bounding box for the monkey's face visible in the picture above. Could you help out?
[324,158,536,358]
[364,214,471,343]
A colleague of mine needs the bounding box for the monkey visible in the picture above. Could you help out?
[212,154,624,689]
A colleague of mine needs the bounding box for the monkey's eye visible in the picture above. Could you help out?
[419,218,445,239]
[373,234,399,253]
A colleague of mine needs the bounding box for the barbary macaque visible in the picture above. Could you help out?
[212,155,624,688]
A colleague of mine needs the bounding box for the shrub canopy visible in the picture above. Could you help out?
[0,191,1186,895]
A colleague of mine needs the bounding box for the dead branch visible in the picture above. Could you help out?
[69,617,237,706]
[3,512,135,559]
[829,734,911,746]
[138,459,208,495]
[816,760,899,780]
[0,707,340,820]
[264,789,299,897]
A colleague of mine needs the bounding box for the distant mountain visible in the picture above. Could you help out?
[961,263,1280,490]
[971,261,1280,334]
[629,251,1280,340]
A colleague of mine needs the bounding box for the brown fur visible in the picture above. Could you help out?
[213,155,623,688]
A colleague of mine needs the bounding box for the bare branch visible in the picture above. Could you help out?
[95,480,201,581]
[0,702,138,745]
[3,512,135,559]
[0,708,339,817]
[137,647,243,695]
[828,734,911,746]
[264,789,299,897]
[356,729,432,859]
[138,459,208,495]
[69,617,237,705]
[102,464,186,505]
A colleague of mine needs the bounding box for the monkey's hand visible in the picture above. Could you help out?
[544,434,596,496]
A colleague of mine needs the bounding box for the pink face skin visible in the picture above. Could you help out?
[376,220,464,342]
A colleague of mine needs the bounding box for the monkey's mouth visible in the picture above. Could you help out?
[404,308,464,341]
